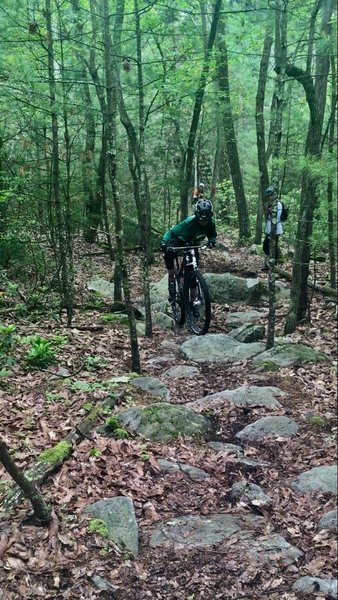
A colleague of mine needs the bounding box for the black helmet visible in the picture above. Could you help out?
[265,186,274,196]
[195,198,213,221]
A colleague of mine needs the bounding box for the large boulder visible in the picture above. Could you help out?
[204,273,267,305]
[84,497,138,558]
[180,334,265,363]
[117,403,212,442]
[254,342,328,367]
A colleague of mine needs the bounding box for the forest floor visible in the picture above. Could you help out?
[0,236,337,600]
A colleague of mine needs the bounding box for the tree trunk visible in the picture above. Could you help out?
[266,0,287,349]
[284,1,334,333]
[179,0,222,219]
[327,54,337,288]
[45,0,73,325]
[102,0,141,372]
[0,440,51,524]
[254,22,273,245]
[216,18,250,241]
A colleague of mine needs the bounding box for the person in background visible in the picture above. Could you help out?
[262,186,283,271]
[191,182,205,202]
[160,199,216,302]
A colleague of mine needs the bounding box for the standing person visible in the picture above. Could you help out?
[191,182,205,202]
[262,186,283,271]
[160,199,216,302]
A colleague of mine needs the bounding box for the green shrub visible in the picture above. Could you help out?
[25,338,56,368]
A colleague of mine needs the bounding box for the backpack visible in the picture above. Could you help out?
[280,202,289,222]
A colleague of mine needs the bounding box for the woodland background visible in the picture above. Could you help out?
[0,0,337,340]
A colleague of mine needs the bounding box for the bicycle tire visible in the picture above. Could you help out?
[171,272,185,326]
[185,270,211,335]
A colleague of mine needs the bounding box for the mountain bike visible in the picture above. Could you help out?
[170,244,211,335]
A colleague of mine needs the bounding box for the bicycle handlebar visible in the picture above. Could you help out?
[169,244,208,251]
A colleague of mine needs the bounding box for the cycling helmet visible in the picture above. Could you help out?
[265,186,274,196]
[195,198,213,222]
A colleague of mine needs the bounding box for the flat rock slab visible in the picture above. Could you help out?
[180,334,265,364]
[163,365,199,379]
[254,342,327,367]
[84,497,138,558]
[131,376,169,400]
[236,416,299,442]
[292,576,337,596]
[318,509,337,533]
[149,513,303,566]
[117,403,212,442]
[158,459,209,481]
[189,385,284,410]
[292,465,337,495]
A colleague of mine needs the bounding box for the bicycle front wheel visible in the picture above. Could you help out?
[185,270,211,335]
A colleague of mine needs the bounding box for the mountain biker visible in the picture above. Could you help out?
[262,186,283,271]
[160,198,217,302]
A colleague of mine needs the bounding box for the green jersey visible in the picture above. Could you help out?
[162,215,217,246]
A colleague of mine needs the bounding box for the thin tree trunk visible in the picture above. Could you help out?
[266,0,287,349]
[45,0,73,324]
[0,440,51,524]
[216,18,250,241]
[255,23,273,245]
[102,0,141,372]
[180,0,222,219]
[327,54,337,288]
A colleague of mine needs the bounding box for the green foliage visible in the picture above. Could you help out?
[106,416,120,431]
[85,355,108,370]
[84,402,94,412]
[114,428,129,439]
[88,519,109,539]
[89,448,102,458]
[25,338,56,368]
[0,324,16,355]
[307,414,328,428]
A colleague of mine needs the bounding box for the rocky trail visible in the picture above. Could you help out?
[0,240,337,599]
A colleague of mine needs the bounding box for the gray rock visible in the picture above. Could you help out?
[226,310,267,326]
[145,354,176,367]
[318,509,337,533]
[87,277,115,297]
[254,342,327,367]
[163,365,199,379]
[84,497,138,557]
[230,482,272,508]
[131,376,169,400]
[91,575,120,593]
[149,513,302,566]
[189,385,284,410]
[229,323,265,343]
[207,442,244,457]
[158,459,209,481]
[180,334,265,364]
[292,465,337,495]
[204,273,267,305]
[153,312,175,331]
[292,576,337,596]
[117,402,212,442]
[236,416,299,442]
[161,340,181,352]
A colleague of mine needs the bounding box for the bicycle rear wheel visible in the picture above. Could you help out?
[185,270,211,335]
[171,273,185,326]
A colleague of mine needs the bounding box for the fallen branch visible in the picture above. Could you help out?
[275,266,337,300]
[0,390,124,516]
